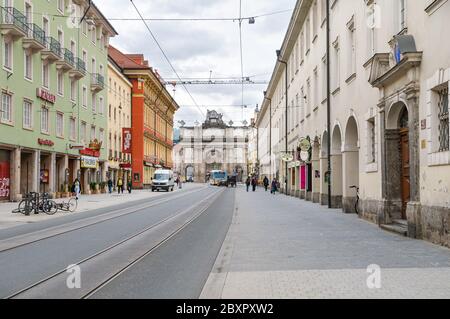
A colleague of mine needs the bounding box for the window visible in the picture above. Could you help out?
[92,93,96,113]
[99,128,104,145]
[70,80,77,101]
[57,30,63,48]
[306,79,311,116]
[41,107,49,133]
[91,26,96,44]
[1,93,12,123]
[42,62,49,88]
[43,17,49,36]
[81,121,87,143]
[57,71,64,96]
[313,68,318,109]
[437,87,449,152]
[322,56,327,101]
[70,117,76,140]
[82,86,87,107]
[312,1,318,38]
[333,39,340,90]
[82,20,87,35]
[321,0,327,23]
[109,104,111,118]
[347,17,356,78]
[99,97,104,115]
[23,100,32,129]
[57,0,64,13]
[56,112,64,137]
[90,125,96,141]
[24,52,32,80]
[305,18,311,53]
[3,38,12,70]
[367,118,376,163]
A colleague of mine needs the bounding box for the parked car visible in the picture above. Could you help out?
[152,169,175,192]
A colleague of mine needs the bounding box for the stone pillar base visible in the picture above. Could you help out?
[306,191,312,201]
[320,193,328,206]
[300,190,306,199]
[312,192,320,203]
[415,203,450,248]
[406,201,422,240]
[342,196,357,214]
[330,195,343,209]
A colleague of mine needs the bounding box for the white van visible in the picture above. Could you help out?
[152,169,175,192]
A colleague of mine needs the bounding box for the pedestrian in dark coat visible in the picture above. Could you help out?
[263,177,269,192]
[245,176,251,192]
[251,177,257,192]
[271,179,278,194]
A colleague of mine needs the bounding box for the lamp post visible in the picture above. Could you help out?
[263,92,272,180]
[276,50,289,195]
[326,0,332,208]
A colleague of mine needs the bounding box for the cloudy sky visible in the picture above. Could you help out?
[96,0,296,127]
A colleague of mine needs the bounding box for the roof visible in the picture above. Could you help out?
[108,45,151,70]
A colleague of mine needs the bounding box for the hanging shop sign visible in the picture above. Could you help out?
[79,148,100,157]
[38,138,55,147]
[122,128,132,154]
[80,156,99,169]
[36,88,56,104]
[298,137,311,152]
[40,169,49,184]
[281,153,294,162]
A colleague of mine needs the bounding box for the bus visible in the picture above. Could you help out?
[209,170,228,186]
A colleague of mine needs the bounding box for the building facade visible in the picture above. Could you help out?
[106,59,132,188]
[174,110,250,183]
[108,46,178,189]
[257,0,450,247]
[0,0,116,200]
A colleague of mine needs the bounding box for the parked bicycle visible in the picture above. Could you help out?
[14,192,57,215]
[52,197,78,213]
[349,185,360,215]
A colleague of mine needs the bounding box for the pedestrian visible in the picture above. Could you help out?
[107,178,113,194]
[178,176,183,189]
[263,176,269,192]
[74,178,81,200]
[117,177,124,194]
[245,176,251,192]
[127,180,132,194]
[251,176,257,192]
[271,179,278,195]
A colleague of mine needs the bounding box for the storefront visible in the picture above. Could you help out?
[0,149,11,201]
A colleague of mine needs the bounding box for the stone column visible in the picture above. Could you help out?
[330,154,343,209]
[10,148,21,202]
[48,152,56,194]
[31,150,40,193]
[319,155,328,205]
[312,158,320,203]
[342,149,359,214]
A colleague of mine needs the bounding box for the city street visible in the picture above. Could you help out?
[0,183,449,299]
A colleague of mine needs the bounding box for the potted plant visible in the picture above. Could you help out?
[90,182,98,194]
[99,181,106,194]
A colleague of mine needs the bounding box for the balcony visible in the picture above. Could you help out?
[91,73,105,92]
[41,37,61,63]
[0,7,27,39]
[69,57,86,79]
[56,48,75,72]
[22,23,46,52]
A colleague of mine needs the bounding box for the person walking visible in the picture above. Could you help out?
[74,178,81,200]
[251,176,257,192]
[263,176,269,192]
[117,177,124,194]
[107,178,113,194]
[245,176,251,192]
[127,180,132,194]
[271,179,278,195]
[178,176,183,189]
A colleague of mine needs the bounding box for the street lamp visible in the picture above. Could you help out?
[276,49,289,195]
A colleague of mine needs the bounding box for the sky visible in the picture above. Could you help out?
[96,0,296,127]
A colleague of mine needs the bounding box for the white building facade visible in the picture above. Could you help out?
[257,0,450,247]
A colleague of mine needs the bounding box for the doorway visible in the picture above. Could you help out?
[399,108,410,219]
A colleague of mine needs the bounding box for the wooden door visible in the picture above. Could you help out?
[400,129,410,219]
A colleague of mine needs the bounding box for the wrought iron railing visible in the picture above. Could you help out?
[0,7,27,33]
[26,23,46,46]
[91,73,105,88]
[75,57,86,74]
[62,48,74,66]
[44,36,61,57]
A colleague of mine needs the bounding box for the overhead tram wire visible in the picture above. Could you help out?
[129,0,204,117]
[239,0,245,119]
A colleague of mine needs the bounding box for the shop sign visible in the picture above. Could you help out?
[36,88,56,104]
[81,156,99,169]
[40,169,49,184]
[120,163,132,169]
[38,138,55,147]
[298,137,311,152]
[122,128,132,154]
[79,148,100,157]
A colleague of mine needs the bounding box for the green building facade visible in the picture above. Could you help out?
[0,0,117,201]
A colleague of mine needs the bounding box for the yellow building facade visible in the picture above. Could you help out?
[107,61,132,188]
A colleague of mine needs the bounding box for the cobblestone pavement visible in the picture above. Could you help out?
[201,186,450,299]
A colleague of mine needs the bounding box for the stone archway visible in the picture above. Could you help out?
[385,102,410,221]
[331,125,343,208]
[343,116,360,214]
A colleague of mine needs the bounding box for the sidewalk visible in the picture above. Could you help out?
[0,184,198,230]
[201,186,450,299]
